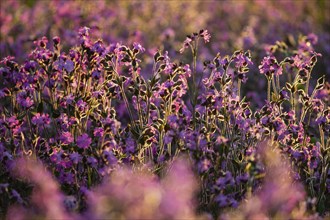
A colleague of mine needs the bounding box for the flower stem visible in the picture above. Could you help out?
[272,76,278,98]
[267,79,271,102]
[237,79,241,100]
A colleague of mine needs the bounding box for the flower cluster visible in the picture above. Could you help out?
[0,25,329,219]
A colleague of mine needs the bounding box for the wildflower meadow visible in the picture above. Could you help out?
[0,0,329,219]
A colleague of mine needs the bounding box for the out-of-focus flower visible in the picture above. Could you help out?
[200,29,211,43]
[8,158,70,219]
[85,158,199,219]
[226,140,307,219]
[180,29,211,53]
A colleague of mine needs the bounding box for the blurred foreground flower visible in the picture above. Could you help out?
[7,158,71,220]
[85,158,205,219]
[222,140,314,220]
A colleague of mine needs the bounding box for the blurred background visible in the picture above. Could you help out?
[1,0,330,99]
[1,0,329,56]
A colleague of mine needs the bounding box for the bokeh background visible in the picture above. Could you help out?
[1,0,329,103]
[1,0,329,61]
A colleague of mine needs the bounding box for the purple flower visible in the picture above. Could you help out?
[6,116,19,128]
[279,89,290,100]
[315,115,326,125]
[306,33,318,45]
[78,26,92,48]
[215,194,229,208]
[200,29,211,43]
[92,70,101,79]
[180,37,192,54]
[197,158,211,173]
[164,133,174,145]
[60,132,74,145]
[133,42,145,53]
[234,52,253,74]
[23,60,37,71]
[93,127,104,137]
[63,60,74,72]
[180,29,210,53]
[92,40,105,54]
[61,94,75,107]
[34,36,48,48]
[76,99,88,112]
[259,56,282,77]
[59,171,75,184]
[78,26,90,37]
[183,64,191,77]
[216,172,235,190]
[31,113,50,126]
[236,173,249,184]
[87,156,98,168]
[76,133,92,149]
[16,91,34,108]
[50,149,63,164]
[103,151,117,165]
[69,152,82,164]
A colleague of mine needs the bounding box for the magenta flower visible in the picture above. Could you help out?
[93,127,104,137]
[59,132,74,145]
[200,29,211,43]
[180,37,192,54]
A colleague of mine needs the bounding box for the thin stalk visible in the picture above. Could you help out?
[237,79,241,100]
[120,84,136,128]
[192,48,197,127]
[159,129,165,159]
[112,58,137,129]
[276,74,280,91]
[272,76,278,98]
[319,125,325,149]
[267,79,271,102]
[305,66,314,95]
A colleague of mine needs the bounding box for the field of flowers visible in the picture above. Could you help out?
[1,0,330,219]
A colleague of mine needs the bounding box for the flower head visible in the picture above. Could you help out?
[259,56,282,77]
[76,133,92,149]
